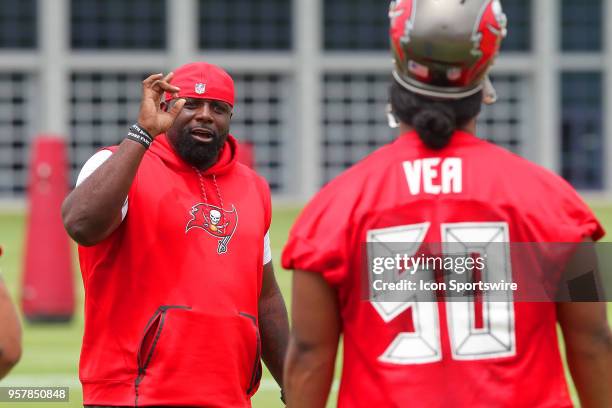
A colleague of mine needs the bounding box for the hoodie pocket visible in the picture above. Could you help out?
[135,305,191,404]
[239,312,262,396]
[134,307,262,406]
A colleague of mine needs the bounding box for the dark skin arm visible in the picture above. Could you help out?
[0,278,21,379]
[557,302,612,408]
[284,270,341,408]
[258,261,289,389]
[555,238,612,407]
[61,72,185,246]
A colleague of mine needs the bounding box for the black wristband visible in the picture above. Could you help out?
[126,123,154,149]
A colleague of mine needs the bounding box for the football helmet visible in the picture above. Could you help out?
[389,0,507,100]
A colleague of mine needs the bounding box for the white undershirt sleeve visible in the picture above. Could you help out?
[263,230,272,265]
[75,150,128,221]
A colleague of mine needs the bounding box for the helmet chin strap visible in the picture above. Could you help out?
[386,104,400,129]
[482,75,498,105]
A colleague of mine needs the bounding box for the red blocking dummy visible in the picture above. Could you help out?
[21,136,74,322]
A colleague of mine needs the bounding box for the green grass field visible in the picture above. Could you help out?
[0,205,611,407]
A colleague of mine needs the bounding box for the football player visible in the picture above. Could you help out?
[282,1,612,407]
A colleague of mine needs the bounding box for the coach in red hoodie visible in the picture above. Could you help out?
[62,62,288,407]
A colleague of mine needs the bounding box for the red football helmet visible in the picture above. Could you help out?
[389,0,507,100]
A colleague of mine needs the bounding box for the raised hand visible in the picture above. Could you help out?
[137,72,186,137]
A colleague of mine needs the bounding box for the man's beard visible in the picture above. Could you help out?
[169,127,227,170]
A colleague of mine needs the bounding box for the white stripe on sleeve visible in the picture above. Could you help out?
[263,230,272,265]
[75,150,128,221]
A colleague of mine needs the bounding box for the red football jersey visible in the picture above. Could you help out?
[282,131,604,408]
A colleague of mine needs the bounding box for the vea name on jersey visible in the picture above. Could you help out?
[403,157,462,195]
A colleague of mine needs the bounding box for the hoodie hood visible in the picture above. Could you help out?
[149,133,238,176]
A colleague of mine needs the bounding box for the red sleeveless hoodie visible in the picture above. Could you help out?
[78,134,271,407]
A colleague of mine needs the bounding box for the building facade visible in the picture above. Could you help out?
[0,0,609,200]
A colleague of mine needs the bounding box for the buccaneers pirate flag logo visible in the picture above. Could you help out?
[185,203,238,254]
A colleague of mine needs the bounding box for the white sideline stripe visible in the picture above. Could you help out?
[0,375,339,392]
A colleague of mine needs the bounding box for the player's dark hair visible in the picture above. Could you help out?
[389,79,482,149]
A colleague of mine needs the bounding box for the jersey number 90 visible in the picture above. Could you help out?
[367,222,516,365]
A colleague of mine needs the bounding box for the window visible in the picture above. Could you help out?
[322,73,394,183]
[71,0,166,49]
[561,72,603,189]
[324,0,532,52]
[70,72,151,180]
[0,73,35,195]
[231,74,291,192]
[477,75,529,155]
[0,0,37,49]
[199,0,291,50]
[324,0,388,51]
[561,0,602,51]
[501,0,531,52]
